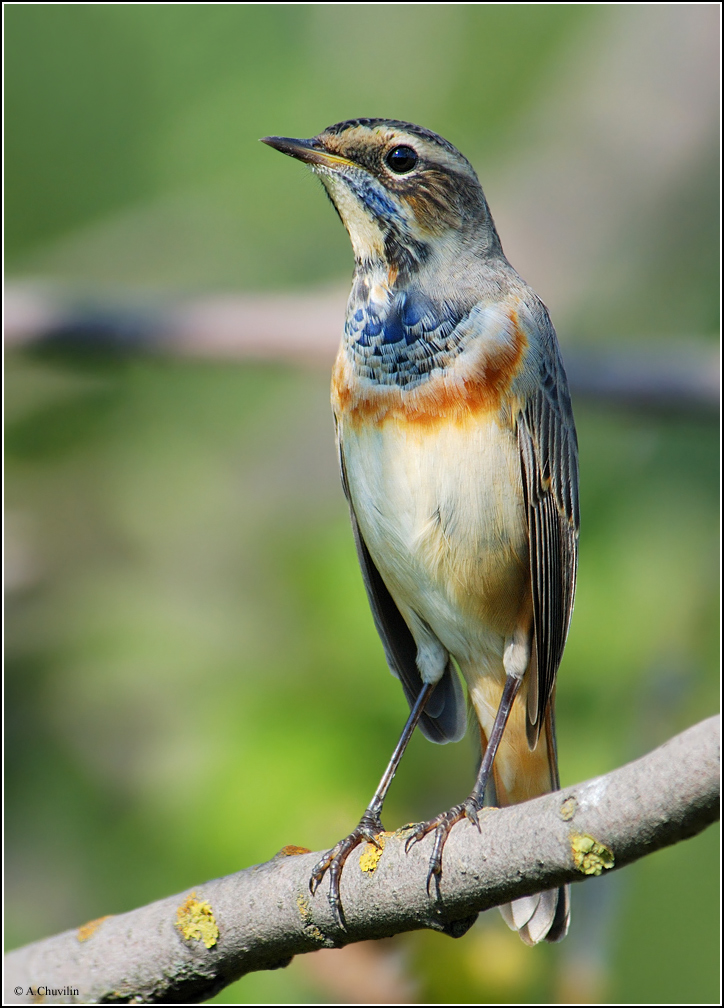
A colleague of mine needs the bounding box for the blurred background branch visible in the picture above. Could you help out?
[4,716,719,1006]
[5,283,720,412]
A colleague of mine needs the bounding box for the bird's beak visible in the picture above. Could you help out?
[260,135,354,169]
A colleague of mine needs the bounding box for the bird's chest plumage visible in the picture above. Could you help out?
[333,295,532,663]
[343,415,528,626]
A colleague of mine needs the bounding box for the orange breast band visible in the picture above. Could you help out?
[333,308,527,429]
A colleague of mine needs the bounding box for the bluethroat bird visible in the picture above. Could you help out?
[262,119,578,945]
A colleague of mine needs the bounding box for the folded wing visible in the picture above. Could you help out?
[517,310,580,747]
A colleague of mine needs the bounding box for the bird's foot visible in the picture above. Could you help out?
[309,812,384,928]
[405,798,481,894]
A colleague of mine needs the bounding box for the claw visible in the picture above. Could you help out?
[309,846,338,896]
[426,862,441,896]
[404,825,427,854]
[309,813,384,926]
[404,800,484,894]
[463,801,480,829]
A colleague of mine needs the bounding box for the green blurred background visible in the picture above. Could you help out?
[5,4,719,1004]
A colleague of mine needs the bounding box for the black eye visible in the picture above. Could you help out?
[385,145,418,174]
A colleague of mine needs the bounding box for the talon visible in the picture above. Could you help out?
[404,828,425,854]
[309,814,384,923]
[327,874,346,929]
[426,864,441,896]
[403,803,473,894]
[463,803,480,829]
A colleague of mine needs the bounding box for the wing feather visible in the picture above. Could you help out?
[518,317,579,747]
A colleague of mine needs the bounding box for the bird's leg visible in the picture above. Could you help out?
[310,681,436,926]
[406,672,523,893]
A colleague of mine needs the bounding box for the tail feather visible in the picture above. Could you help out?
[500,887,570,945]
[545,884,571,943]
[499,894,540,931]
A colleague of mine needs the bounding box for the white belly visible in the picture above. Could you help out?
[341,414,529,681]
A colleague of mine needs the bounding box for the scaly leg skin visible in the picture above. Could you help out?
[309,810,384,926]
[406,672,522,897]
[309,682,436,928]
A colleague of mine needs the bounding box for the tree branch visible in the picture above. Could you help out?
[4,716,719,1005]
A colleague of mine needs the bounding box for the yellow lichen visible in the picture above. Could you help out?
[77,914,112,942]
[295,894,325,942]
[296,893,314,923]
[277,845,312,856]
[359,832,394,873]
[559,797,577,821]
[571,833,614,876]
[175,893,219,949]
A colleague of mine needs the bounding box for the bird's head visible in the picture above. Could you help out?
[262,118,502,281]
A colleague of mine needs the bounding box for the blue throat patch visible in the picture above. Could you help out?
[345,286,469,388]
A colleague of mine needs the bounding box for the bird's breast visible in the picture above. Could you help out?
[339,408,530,654]
[333,295,534,657]
[332,297,528,428]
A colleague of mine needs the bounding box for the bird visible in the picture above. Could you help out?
[261,119,579,945]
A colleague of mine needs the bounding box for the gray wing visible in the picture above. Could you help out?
[517,315,579,747]
[338,440,466,744]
